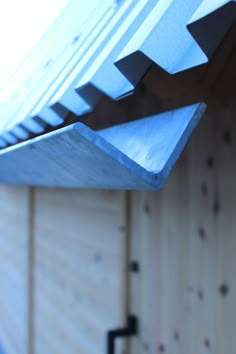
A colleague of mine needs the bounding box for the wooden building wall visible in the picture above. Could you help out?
[129,100,236,354]
[0,101,235,354]
[0,188,128,354]
[0,186,30,354]
[0,37,236,353]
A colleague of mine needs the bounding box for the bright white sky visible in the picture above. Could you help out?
[0,0,68,88]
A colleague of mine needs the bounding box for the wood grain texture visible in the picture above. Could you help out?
[33,189,127,354]
[0,186,30,354]
[129,101,236,354]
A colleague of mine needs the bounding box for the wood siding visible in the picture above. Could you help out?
[0,189,128,354]
[129,101,236,354]
[0,186,30,354]
[33,189,127,354]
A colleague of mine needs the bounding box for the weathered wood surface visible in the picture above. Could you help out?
[129,100,236,354]
[32,189,127,354]
[0,186,30,354]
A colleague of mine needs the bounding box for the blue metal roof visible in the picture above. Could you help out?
[0,0,234,189]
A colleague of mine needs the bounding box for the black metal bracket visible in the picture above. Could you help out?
[107,315,138,354]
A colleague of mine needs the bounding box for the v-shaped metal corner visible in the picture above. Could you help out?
[0,103,206,190]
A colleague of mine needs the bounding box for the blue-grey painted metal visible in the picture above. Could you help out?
[0,0,214,145]
[0,138,7,149]
[0,133,18,145]
[24,0,115,125]
[188,0,236,57]
[10,126,30,140]
[21,118,45,134]
[18,0,121,132]
[115,0,208,84]
[0,103,206,189]
[0,0,110,138]
[49,0,137,114]
[0,0,229,189]
[74,0,158,105]
[33,106,64,127]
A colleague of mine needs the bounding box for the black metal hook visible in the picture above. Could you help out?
[107,315,138,354]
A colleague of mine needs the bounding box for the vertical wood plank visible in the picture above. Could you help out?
[33,188,128,354]
[28,188,36,354]
[0,186,30,354]
[129,101,236,354]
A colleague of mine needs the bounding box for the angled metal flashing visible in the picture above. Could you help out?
[73,0,157,104]
[1,132,18,145]
[0,0,230,189]
[115,0,208,83]
[30,0,116,119]
[0,103,206,189]
[49,0,151,113]
[0,0,213,144]
[187,0,236,57]
[11,126,30,140]
[0,138,8,149]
